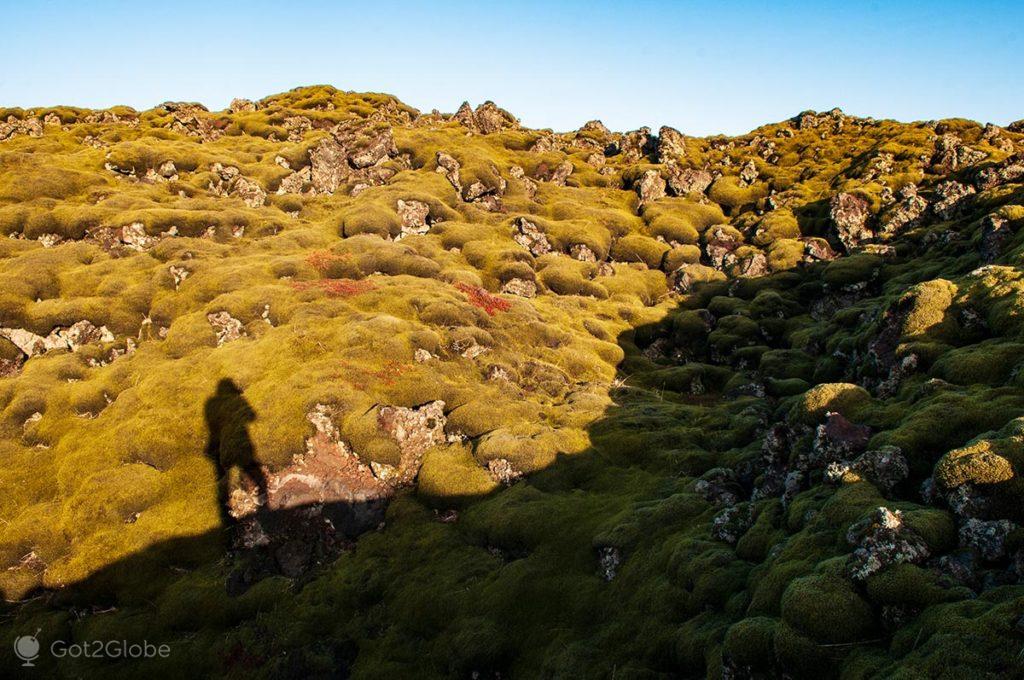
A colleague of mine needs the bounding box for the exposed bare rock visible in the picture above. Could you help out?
[459,341,488,360]
[277,166,311,194]
[485,365,512,382]
[737,160,759,187]
[81,109,137,127]
[59,321,115,351]
[980,214,1013,263]
[826,445,909,495]
[169,265,190,289]
[161,101,209,114]
[487,458,523,485]
[513,217,552,256]
[500,277,537,298]
[667,165,714,196]
[875,353,919,399]
[281,115,312,142]
[597,546,621,581]
[751,134,779,163]
[509,165,538,199]
[711,503,754,545]
[569,243,597,262]
[862,152,895,181]
[0,328,52,358]
[930,133,986,174]
[0,352,23,378]
[208,163,266,208]
[165,103,222,142]
[395,199,431,238]
[230,176,266,208]
[542,160,574,186]
[981,123,1014,152]
[636,169,666,206]
[141,160,179,183]
[932,180,975,220]
[828,192,873,252]
[944,483,992,520]
[879,184,927,234]
[37,233,63,248]
[347,125,399,169]
[454,101,519,134]
[280,122,401,196]
[461,169,506,211]
[255,400,388,520]
[657,126,687,162]
[619,127,654,162]
[0,116,44,142]
[529,134,560,153]
[227,404,392,581]
[435,151,462,192]
[811,412,872,467]
[794,108,846,131]
[974,154,1024,190]
[0,322,114,360]
[207,312,246,346]
[309,137,349,195]
[847,507,930,580]
[228,98,257,113]
[578,120,610,136]
[802,237,838,263]
[735,249,769,278]
[959,518,1019,561]
[81,134,108,149]
[704,226,742,271]
[88,222,163,252]
[377,400,447,484]
[695,467,741,507]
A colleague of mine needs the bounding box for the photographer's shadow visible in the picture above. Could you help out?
[203,378,267,534]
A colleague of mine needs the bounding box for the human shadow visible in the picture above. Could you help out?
[203,379,266,534]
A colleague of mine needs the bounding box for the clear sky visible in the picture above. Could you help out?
[2,0,1021,135]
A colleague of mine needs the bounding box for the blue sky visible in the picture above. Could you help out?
[2,0,1021,135]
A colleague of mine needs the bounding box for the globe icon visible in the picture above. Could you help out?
[13,632,41,666]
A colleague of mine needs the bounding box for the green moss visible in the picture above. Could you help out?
[864,563,971,607]
[781,573,876,644]
[707,176,768,211]
[610,234,671,269]
[790,382,872,424]
[723,616,778,668]
[338,202,403,239]
[822,253,882,287]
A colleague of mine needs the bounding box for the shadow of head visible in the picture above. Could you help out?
[205,378,257,475]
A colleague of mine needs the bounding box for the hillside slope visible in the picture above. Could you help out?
[1,86,1024,677]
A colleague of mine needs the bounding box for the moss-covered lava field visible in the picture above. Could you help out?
[1,86,1024,678]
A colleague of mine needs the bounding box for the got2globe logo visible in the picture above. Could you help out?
[12,632,171,667]
[13,629,41,667]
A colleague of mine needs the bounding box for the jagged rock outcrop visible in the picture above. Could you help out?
[656,125,687,162]
[930,133,986,174]
[454,101,519,134]
[208,163,266,207]
[828,192,872,252]
[0,116,43,141]
[512,217,552,256]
